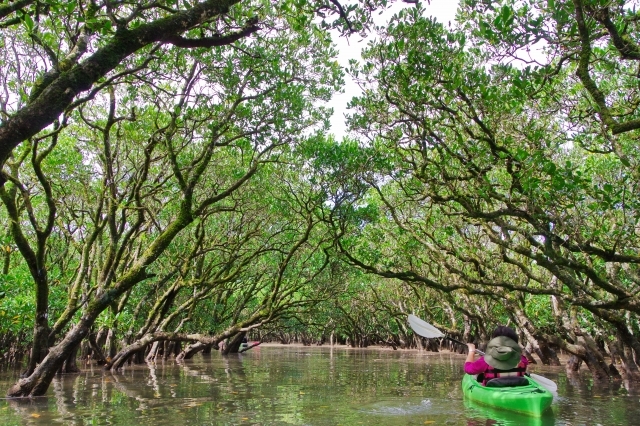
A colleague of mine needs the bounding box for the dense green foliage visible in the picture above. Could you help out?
[340,0,640,378]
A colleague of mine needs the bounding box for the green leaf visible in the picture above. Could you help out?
[22,13,35,32]
[543,161,557,175]
[514,148,529,162]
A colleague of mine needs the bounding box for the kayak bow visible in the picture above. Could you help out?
[461,374,553,417]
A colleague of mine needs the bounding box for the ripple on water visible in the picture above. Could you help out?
[358,398,437,416]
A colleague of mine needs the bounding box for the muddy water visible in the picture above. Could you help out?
[0,345,637,425]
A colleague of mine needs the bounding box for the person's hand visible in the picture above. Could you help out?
[467,343,476,353]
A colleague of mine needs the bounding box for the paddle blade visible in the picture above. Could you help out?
[408,314,445,338]
[529,373,558,393]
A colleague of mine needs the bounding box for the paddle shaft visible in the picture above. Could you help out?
[442,335,486,355]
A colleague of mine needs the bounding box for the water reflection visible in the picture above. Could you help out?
[0,346,637,425]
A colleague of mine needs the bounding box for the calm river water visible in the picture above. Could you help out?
[0,345,637,425]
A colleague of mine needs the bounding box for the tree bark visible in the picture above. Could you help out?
[8,316,93,397]
[146,341,161,361]
[223,332,246,355]
[511,303,560,365]
[109,332,212,370]
[609,334,640,381]
[577,336,611,380]
[536,339,562,366]
[523,343,537,364]
[88,332,108,365]
[105,328,118,359]
[177,342,212,360]
[567,354,582,372]
[543,333,611,380]
[60,344,80,374]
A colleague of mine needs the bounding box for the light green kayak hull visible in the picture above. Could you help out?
[462,374,553,417]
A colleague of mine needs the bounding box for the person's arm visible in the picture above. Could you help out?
[464,347,488,375]
[466,343,476,363]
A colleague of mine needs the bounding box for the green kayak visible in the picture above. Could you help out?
[461,374,553,417]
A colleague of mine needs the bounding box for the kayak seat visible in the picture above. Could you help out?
[485,377,530,388]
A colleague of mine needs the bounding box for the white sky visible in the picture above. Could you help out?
[329,0,460,139]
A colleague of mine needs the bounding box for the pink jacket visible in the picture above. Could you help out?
[464,356,529,385]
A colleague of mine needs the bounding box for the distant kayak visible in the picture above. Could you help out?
[461,374,553,417]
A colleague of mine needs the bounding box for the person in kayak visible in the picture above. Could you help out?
[464,326,529,386]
